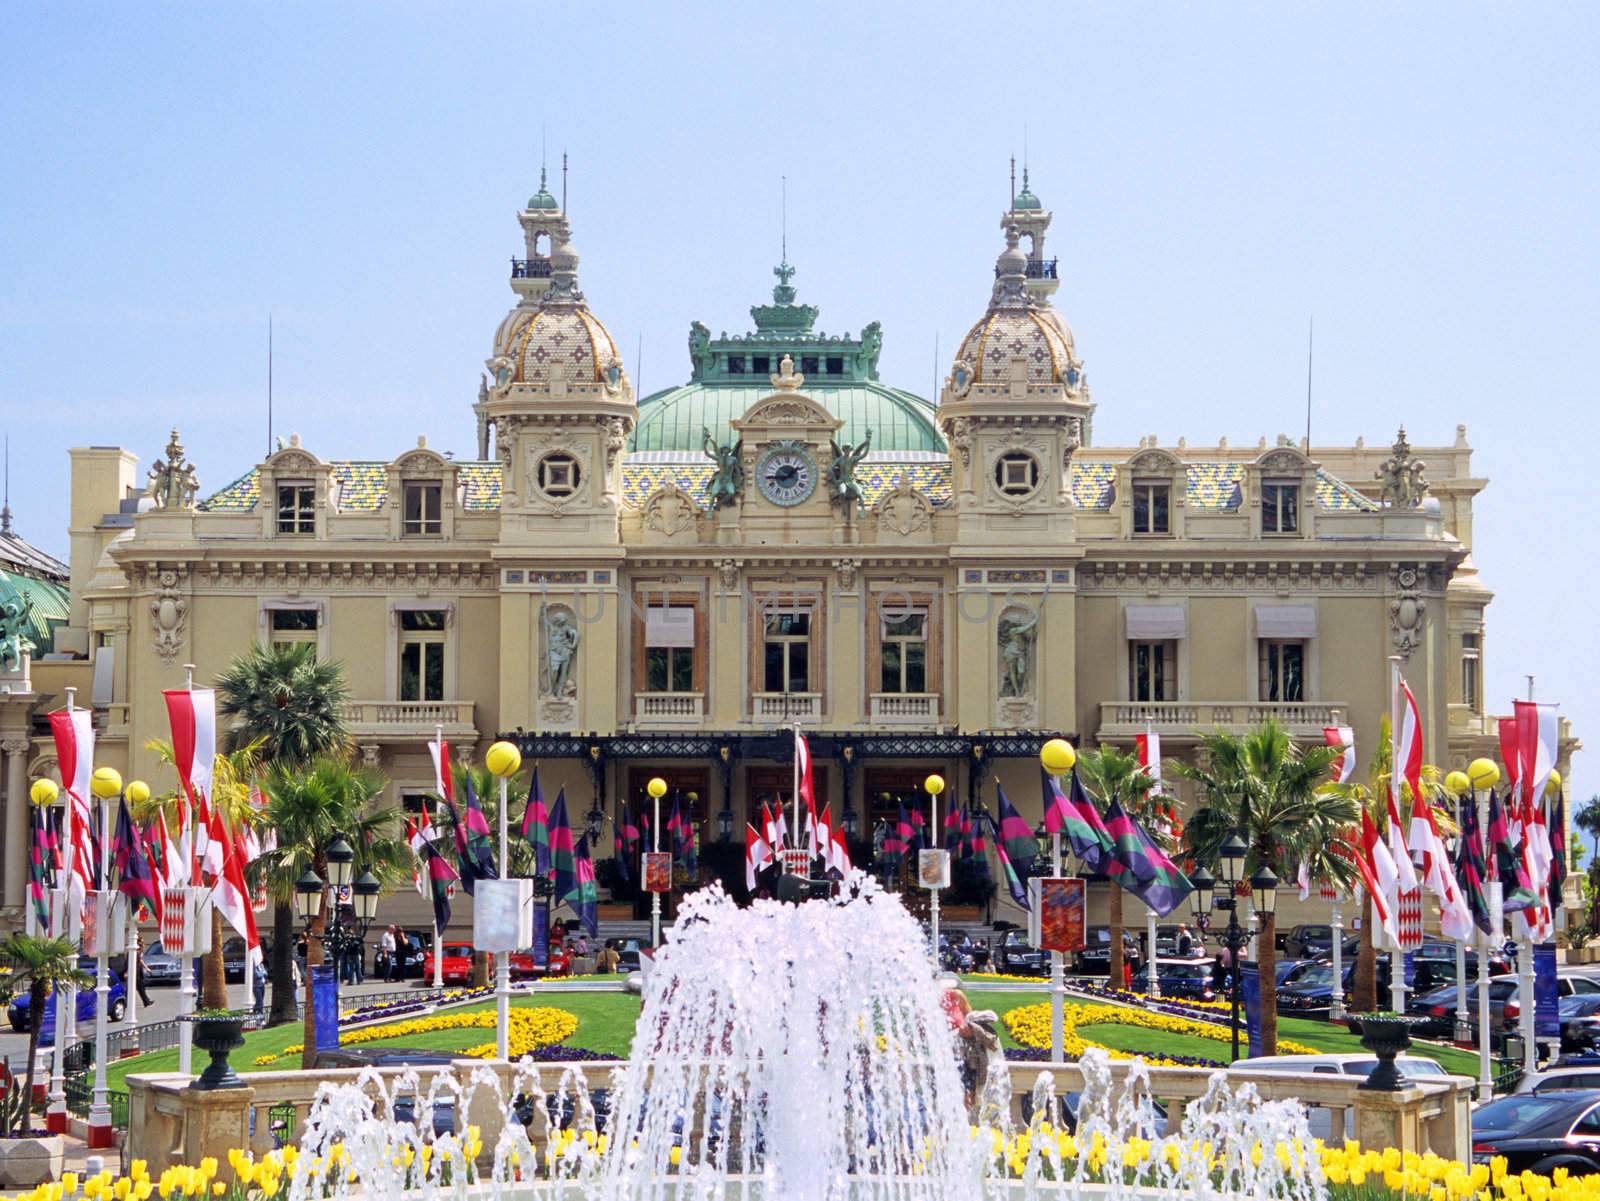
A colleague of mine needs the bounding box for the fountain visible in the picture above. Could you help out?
[278,876,1328,1199]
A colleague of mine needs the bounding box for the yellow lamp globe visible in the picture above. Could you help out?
[646,777,668,800]
[1547,769,1563,794]
[90,766,123,799]
[1040,738,1076,777]
[1444,770,1472,798]
[1467,758,1501,791]
[125,780,151,806]
[29,779,58,808]
[484,741,522,779]
[923,773,945,797]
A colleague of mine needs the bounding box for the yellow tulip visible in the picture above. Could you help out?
[62,1174,79,1196]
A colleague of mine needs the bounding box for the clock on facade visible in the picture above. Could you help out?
[755,442,819,507]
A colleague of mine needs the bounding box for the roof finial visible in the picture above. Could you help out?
[781,174,787,266]
[1009,155,1016,208]
[1,434,10,536]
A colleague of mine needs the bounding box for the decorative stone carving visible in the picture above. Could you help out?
[359,744,380,768]
[486,354,515,397]
[997,605,1039,699]
[148,429,200,510]
[1258,449,1308,475]
[769,354,804,391]
[605,418,627,475]
[836,558,859,591]
[0,737,29,759]
[1389,564,1427,660]
[702,428,745,510]
[717,559,740,591]
[947,418,972,468]
[1376,427,1429,508]
[150,569,188,664]
[875,474,932,537]
[827,429,872,509]
[642,481,699,540]
[540,603,579,699]
[738,396,834,427]
[523,431,592,513]
[0,594,34,671]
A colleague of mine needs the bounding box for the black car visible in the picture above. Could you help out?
[1074,926,1142,977]
[994,931,1047,976]
[1278,958,1390,1015]
[1143,958,1217,1002]
[222,936,273,983]
[373,931,429,980]
[1470,1090,1600,1175]
[1282,924,1359,960]
[939,933,988,973]
[1406,978,1518,1038]
[1562,995,1600,1054]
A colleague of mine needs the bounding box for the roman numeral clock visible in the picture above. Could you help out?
[755,440,819,507]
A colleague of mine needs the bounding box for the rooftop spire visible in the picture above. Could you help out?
[1,434,10,536]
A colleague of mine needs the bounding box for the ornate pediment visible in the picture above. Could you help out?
[732,393,841,434]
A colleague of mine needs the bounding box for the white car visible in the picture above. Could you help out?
[1513,1066,1600,1096]
[1230,1053,1461,1140]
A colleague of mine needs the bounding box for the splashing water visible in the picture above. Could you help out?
[283,875,1327,1199]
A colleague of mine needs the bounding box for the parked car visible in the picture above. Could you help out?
[1282,924,1359,960]
[373,931,429,980]
[9,962,127,1040]
[508,942,572,980]
[1406,978,1519,1038]
[1561,995,1600,1054]
[1514,1065,1600,1096]
[223,936,273,983]
[1142,958,1216,1002]
[1469,1090,1600,1175]
[1231,1053,1458,1141]
[1074,927,1142,977]
[422,942,476,986]
[616,939,643,974]
[995,931,1048,976]
[1488,971,1600,1034]
[1277,958,1393,1015]
[1277,958,1323,987]
[939,932,989,973]
[141,940,182,986]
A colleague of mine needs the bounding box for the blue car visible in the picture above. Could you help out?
[8,962,127,1042]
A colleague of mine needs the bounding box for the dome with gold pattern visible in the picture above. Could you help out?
[949,224,1081,390]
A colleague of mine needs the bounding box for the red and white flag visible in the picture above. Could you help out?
[1409,787,1475,941]
[405,819,426,895]
[814,803,833,866]
[829,824,853,877]
[428,737,454,804]
[1324,726,1356,784]
[1134,726,1163,796]
[1296,859,1312,901]
[745,822,774,891]
[164,688,216,881]
[761,801,785,855]
[1358,807,1401,947]
[47,708,96,916]
[1387,665,1420,892]
[210,810,261,975]
[796,732,819,857]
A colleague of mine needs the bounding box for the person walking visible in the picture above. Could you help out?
[252,958,268,1015]
[381,925,398,982]
[597,941,620,974]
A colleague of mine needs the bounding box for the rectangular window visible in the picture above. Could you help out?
[269,608,319,654]
[643,605,696,693]
[403,483,442,536]
[400,792,430,822]
[1259,640,1307,703]
[1462,632,1482,711]
[1132,482,1171,535]
[1261,482,1300,535]
[1129,641,1177,702]
[726,355,746,374]
[276,483,315,535]
[399,609,446,701]
[801,355,819,375]
[763,611,811,693]
[751,355,770,374]
[879,611,928,694]
[825,356,844,375]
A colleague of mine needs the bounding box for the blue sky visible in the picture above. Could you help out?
[2,4,1595,790]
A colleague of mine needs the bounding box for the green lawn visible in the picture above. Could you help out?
[105,992,641,1092]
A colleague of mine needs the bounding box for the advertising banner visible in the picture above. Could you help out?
[311,964,339,1052]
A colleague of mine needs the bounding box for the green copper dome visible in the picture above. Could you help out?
[527,167,559,211]
[1012,167,1042,212]
[630,263,945,454]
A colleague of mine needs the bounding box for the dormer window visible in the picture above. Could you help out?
[402,482,442,536]
[751,355,770,374]
[825,356,845,375]
[801,355,819,374]
[1132,481,1171,535]
[727,355,746,374]
[1261,481,1300,535]
[537,453,581,499]
[276,482,315,535]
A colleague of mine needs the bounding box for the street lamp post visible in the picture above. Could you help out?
[924,773,945,962]
[1468,756,1501,1098]
[1249,864,1279,1046]
[485,740,522,1063]
[1039,738,1076,1065]
[324,837,355,1006]
[87,766,123,1149]
[294,865,325,1059]
[1213,833,1249,1061]
[647,777,668,949]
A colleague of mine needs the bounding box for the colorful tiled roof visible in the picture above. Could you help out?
[1316,470,1380,512]
[1187,463,1244,511]
[332,463,388,511]
[1068,462,1116,509]
[459,463,502,511]
[200,470,261,512]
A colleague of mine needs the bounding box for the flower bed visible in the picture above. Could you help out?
[248,1007,579,1065]
[1001,1000,1320,1065]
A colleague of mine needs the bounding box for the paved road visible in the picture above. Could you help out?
[0,975,436,1066]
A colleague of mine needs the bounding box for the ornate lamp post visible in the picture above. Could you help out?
[485,740,522,1062]
[647,776,668,948]
[1210,832,1249,1061]
[86,766,122,1147]
[1039,738,1076,1064]
[1467,756,1501,1096]
[323,836,355,1000]
[924,772,946,961]
[294,864,324,1057]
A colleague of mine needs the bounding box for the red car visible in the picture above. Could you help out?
[423,941,475,986]
[508,944,572,980]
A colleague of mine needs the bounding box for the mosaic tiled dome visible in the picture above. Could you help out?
[950,224,1081,388]
[507,306,622,386]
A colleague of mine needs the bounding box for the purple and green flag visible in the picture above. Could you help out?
[1048,769,1115,875]
[520,766,551,876]
[987,809,1029,909]
[1455,793,1493,936]
[895,802,921,858]
[113,800,159,916]
[1102,797,1193,917]
[568,835,599,937]
[550,787,577,899]
[419,837,457,933]
[614,801,636,883]
[28,805,50,928]
[1487,789,1536,912]
[994,785,1040,868]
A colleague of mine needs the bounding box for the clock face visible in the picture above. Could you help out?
[755,444,819,507]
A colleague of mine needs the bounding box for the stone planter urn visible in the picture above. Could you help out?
[0,1134,65,1187]
[184,1013,248,1090]
[1356,1016,1413,1091]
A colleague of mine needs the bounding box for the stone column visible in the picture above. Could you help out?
[2,738,29,913]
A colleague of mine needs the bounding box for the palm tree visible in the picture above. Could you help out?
[1175,720,1356,1056]
[255,756,409,1068]
[1076,745,1164,991]
[215,643,351,1026]
[139,740,265,1010]
[0,935,90,1135]
[1319,716,1457,1012]
[1575,796,1600,862]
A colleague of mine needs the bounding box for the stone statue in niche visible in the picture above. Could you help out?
[0,594,34,671]
[541,605,579,699]
[998,607,1039,699]
[702,427,745,510]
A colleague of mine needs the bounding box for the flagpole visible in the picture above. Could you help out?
[496,754,511,1062]
[1454,787,1471,1044]
[792,721,801,865]
[1387,657,1408,1017]
[47,687,77,1134]
[432,725,445,990]
[178,664,197,1076]
[88,770,117,1147]
[1051,829,1064,1064]
[1329,892,1344,1021]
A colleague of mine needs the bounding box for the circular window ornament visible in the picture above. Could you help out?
[538,452,582,499]
[993,451,1041,499]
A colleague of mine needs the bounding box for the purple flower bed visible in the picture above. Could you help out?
[530,1045,612,1062]
[1003,1045,1225,1069]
